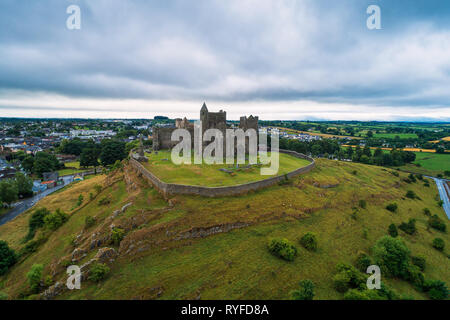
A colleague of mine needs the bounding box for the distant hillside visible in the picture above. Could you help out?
[0,159,448,300]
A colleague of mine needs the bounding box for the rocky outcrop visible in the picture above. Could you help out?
[41,282,65,300]
[95,247,117,263]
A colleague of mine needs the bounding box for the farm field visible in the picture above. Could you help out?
[57,161,94,176]
[142,150,311,187]
[396,153,450,177]
[373,133,418,139]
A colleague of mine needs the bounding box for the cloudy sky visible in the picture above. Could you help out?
[1,0,450,121]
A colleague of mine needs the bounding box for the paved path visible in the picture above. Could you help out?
[429,176,450,220]
[0,175,74,227]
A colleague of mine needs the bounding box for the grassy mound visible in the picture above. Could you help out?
[142,150,311,186]
[0,159,448,300]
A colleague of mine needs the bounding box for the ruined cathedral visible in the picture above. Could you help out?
[152,103,259,151]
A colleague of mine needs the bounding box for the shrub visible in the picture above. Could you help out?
[84,216,96,229]
[404,264,425,290]
[76,194,84,207]
[388,224,398,237]
[386,203,398,213]
[98,196,111,206]
[408,173,417,182]
[411,256,426,272]
[89,193,94,201]
[358,200,367,209]
[355,252,372,272]
[405,190,416,199]
[268,238,298,261]
[93,184,102,195]
[425,280,448,300]
[373,236,410,277]
[88,263,110,282]
[291,280,315,300]
[111,227,125,246]
[27,264,43,293]
[0,292,8,300]
[423,208,431,216]
[398,219,416,235]
[43,209,68,231]
[299,232,318,251]
[0,240,17,276]
[437,200,444,207]
[333,263,366,293]
[428,214,446,232]
[26,208,51,240]
[343,289,382,300]
[432,238,445,251]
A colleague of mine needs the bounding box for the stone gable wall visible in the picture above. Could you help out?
[130,149,315,198]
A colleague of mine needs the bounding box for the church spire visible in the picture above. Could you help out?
[201,102,208,112]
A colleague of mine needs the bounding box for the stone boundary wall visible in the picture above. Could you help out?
[129,149,315,198]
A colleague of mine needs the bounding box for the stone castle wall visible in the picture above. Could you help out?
[129,149,315,198]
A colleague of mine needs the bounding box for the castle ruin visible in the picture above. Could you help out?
[152,103,259,152]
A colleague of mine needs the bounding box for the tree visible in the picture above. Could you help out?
[388,224,398,237]
[0,240,16,276]
[80,147,100,172]
[291,280,315,300]
[0,180,18,206]
[300,232,318,251]
[373,236,410,277]
[100,140,126,166]
[15,172,33,198]
[432,238,445,251]
[21,155,35,173]
[33,152,61,178]
[374,147,383,158]
[27,264,43,293]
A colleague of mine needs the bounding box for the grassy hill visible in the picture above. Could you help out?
[0,159,448,300]
[142,150,311,187]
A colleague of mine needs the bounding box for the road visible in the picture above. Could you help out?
[429,176,450,220]
[0,175,75,227]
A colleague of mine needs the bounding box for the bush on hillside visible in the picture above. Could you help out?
[373,236,410,278]
[43,209,68,231]
[432,238,445,251]
[291,280,315,300]
[84,216,96,229]
[0,240,17,276]
[428,214,446,232]
[424,280,448,300]
[299,232,318,251]
[386,203,398,213]
[355,252,372,273]
[98,196,111,206]
[26,208,51,241]
[332,263,366,293]
[411,256,426,272]
[398,219,417,235]
[388,224,398,237]
[405,190,417,199]
[111,227,125,246]
[358,200,367,209]
[268,238,298,261]
[88,263,110,282]
[26,264,43,293]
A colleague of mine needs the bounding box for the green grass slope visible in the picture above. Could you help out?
[0,159,448,300]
